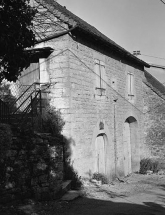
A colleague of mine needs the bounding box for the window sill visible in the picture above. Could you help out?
[95,88,106,96]
[128,96,135,103]
[95,94,106,100]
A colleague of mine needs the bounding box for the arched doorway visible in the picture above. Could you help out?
[91,120,114,180]
[94,134,106,174]
[123,116,139,176]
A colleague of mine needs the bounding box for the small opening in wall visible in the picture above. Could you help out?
[99,122,104,130]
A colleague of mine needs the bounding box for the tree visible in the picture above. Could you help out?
[0,0,36,82]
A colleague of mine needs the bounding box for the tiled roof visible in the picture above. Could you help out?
[144,70,165,98]
[36,0,150,68]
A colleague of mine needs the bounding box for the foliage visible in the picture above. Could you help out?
[40,105,65,136]
[0,0,36,82]
[0,123,13,190]
[0,81,17,112]
[139,158,160,174]
[92,172,109,184]
[64,159,82,190]
[0,131,64,202]
[0,123,12,160]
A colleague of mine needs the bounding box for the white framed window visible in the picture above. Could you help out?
[127,72,134,101]
[94,59,106,96]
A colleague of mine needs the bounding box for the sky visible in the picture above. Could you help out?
[58,0,165,83]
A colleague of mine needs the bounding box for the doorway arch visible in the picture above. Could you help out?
[91,120,114,179]
[123,116,139,176]
[94,134,106,174]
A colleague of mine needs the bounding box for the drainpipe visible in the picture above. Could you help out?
[113,98,118,177]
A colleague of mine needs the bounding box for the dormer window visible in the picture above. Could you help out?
[94,59,106,96]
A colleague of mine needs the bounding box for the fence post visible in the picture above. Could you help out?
[31,95,34,131]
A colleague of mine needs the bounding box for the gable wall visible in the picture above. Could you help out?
[37,34,145,179]
[55,34,145,179]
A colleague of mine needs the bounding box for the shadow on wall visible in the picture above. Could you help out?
[33,102,83,189]
[62,136,82,190]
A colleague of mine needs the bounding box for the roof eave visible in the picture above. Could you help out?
[75,26,150,68]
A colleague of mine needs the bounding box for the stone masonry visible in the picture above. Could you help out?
[143,71,165,165]
[38,33,146,180]
[0,130,63,203]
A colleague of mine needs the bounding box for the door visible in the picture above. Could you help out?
[95,135,105,174]
[123,121,132,176]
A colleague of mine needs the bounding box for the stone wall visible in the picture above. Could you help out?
[66,35,144,179]
[41,33,145,180]
[0,129,63,203]
[143,79,165,164]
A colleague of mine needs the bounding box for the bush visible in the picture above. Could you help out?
[0,123,12,160]
[0,123,13,189]
[139,158,160,174]
[33,104,65,135]
[92,172,109,184]
[64,160,82,190]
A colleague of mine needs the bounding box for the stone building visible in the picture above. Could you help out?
[19,0,156,180]
[143,70,165,165]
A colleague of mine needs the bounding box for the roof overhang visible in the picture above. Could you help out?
[24,47,54,59]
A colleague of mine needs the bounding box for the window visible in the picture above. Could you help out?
[127,72,134,101]
[94,59,106,96]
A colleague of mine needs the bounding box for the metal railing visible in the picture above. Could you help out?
[0,82,51,131]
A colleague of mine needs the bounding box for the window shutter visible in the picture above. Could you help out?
[130,74,134,95]
[128,73,131,95]
[94,59,100,88]
[100,64,106,89]
[128,73,134,100]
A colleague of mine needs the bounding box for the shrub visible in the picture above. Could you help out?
[64,160,82,190]
[92,172,109,184]
[0,123,13,189]
[33,104,65,135]
[0,123,12,160]
[139,158,160,174]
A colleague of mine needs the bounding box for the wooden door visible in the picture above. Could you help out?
[95,135,105,174]
[123,122,132,176]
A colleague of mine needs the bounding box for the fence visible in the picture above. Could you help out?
[0,82,51,131]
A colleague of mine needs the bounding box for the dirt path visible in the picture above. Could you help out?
[83,173,165,199]
[35,173,165,215]
[1,173,165,215]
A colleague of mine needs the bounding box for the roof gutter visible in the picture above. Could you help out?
[35,25,78,44]
[149,63,165,70]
